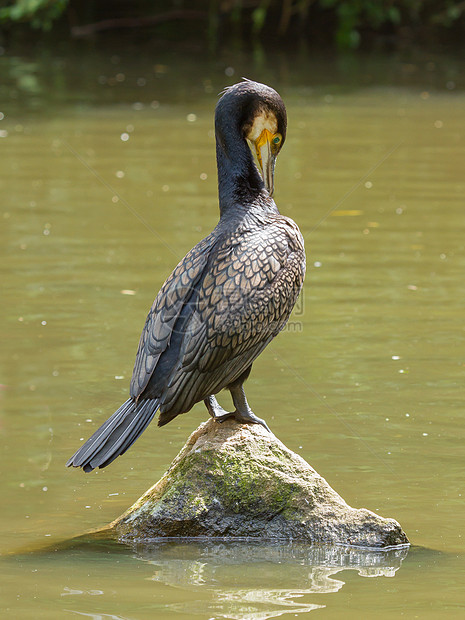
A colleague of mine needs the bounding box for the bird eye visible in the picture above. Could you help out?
[272,134,282,145]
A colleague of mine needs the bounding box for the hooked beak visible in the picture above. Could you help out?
[254,129,276,196]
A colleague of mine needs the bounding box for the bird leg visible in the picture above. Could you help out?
[229,383,271,432]
[204,395,232,420]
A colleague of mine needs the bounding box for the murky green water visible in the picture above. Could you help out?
[1,45,464,617]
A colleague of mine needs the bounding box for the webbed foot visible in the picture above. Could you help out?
[231,409,271,432]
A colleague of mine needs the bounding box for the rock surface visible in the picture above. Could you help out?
[109,419,409,548]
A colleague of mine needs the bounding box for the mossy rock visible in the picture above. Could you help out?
[108,419,409,548]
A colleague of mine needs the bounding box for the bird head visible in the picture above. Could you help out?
[216,79,287,197]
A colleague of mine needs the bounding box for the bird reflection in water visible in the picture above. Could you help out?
[136,542,409,619]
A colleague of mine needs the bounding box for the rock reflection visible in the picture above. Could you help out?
[133,541,409,619]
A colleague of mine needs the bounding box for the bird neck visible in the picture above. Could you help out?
[215,129,276,219]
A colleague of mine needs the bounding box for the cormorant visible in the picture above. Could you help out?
[67,80,306,472]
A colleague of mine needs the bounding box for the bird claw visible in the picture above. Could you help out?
[246,414,271,433]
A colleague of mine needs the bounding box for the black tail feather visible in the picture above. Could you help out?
[118,401,157,457]
[67,398,159,472]
[89,400,157,471]
[67,399,134,466]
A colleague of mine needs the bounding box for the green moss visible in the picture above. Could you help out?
[159,444,299,519]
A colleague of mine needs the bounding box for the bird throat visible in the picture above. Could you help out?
[216,127,269,218]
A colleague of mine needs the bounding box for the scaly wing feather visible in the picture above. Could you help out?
[158,217,305,420]
[129,232,216,399]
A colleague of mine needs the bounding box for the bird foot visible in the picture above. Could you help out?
[204,396,271,433]
[214,411,238,424]
[234,410,271,433]
[215,410,271,433]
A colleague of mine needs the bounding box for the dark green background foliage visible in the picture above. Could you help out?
[1,0,465,49]
[0,0,67,30]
